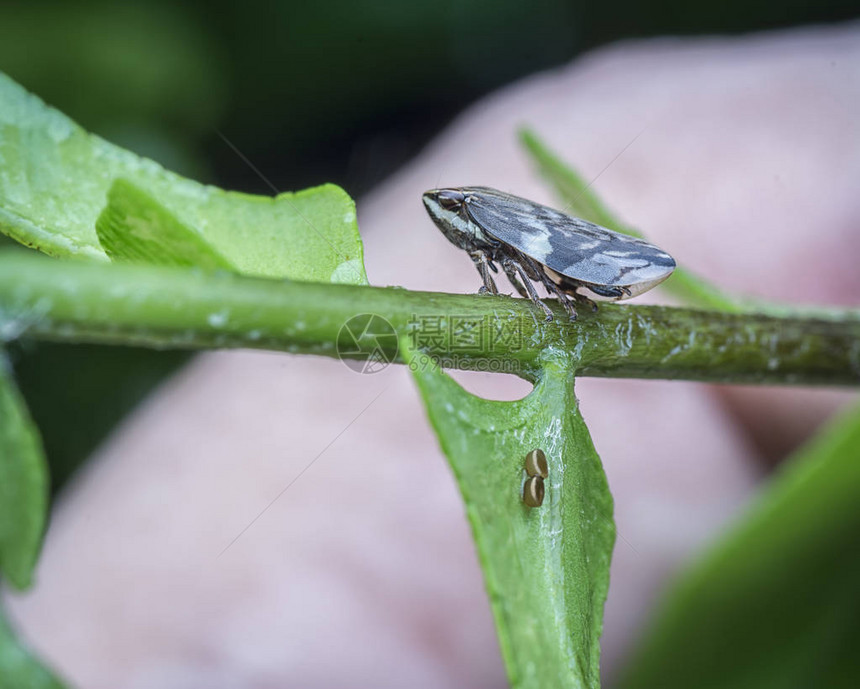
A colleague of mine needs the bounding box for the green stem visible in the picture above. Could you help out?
[0,250,858,386]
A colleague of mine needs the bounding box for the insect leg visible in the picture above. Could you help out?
[518,255,578,320]
[501,258,531,299]
[468,250,499,295]
[512,262,554,321]
[541,277,579,320]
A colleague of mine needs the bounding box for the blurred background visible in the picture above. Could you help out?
[2,3,859,688]
[2,0,857,502]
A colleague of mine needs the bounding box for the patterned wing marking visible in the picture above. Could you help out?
[463,187,675,288]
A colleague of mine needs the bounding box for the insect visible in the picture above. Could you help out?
[422,186,676,320]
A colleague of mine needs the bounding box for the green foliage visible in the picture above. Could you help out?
[617,402,860,689]
[0,71,373,687]
[0,72,857,689]
[0,605,65,689]
[0,64,365,509]
[96,179,235,269]
[518,127,860,689]
[403,341,615,689]
[0,72,367,284]
[0,353,48,590]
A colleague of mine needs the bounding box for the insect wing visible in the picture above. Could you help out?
[464,188,675,288]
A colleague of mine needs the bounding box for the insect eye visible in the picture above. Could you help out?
[437,190,465,210]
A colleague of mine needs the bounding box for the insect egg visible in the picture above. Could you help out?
[523,476,545,508]
[525,449,548,478]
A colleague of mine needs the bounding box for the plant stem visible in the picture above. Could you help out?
[0,251,857,386]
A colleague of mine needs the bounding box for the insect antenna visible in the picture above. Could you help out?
[559,126,647,218]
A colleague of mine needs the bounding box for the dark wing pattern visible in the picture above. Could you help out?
[463,187,675,288]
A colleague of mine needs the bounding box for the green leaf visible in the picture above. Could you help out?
[402,340,615,689]
[617,402,860,689]
[0,605,66,689]
[95,178,235,269]
[519,128,739,312]
[0,351,49,590]
[0,72,366,284]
